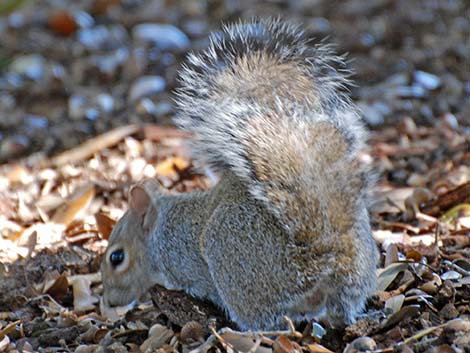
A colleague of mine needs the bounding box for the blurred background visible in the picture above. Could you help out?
[0,0,469,163]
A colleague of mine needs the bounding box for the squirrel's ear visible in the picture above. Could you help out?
[129,185,151,219]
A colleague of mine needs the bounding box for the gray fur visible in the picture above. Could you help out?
[101,18,378,330]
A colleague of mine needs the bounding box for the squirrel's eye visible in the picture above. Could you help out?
[110,249,125,267]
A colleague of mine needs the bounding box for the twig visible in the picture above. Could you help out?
[443,260,470,276]
[189,317,303,353]
[402,324,447,345]
[373,323,447,352]
[415,211,438,223]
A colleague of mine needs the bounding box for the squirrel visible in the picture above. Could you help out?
[101,18,379,330]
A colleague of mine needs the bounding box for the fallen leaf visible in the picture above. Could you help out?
[273,336,296,353]
[51,185,95,226]
[179,321,205,344]
[0,335,9,351]
[95,213,116,240]
[48,10,77,36]
[377,262,409,291]
[99,296,133,322]
[381,305,421,330]
[385,294,405,314]
[220,333,272,353]
[0,320,21,339]
[46,273,69,301]
[306,343,334,353]
[72,278,98,313]
[405,250,423,262]
[140,324,174,353]
[155,156,190,179]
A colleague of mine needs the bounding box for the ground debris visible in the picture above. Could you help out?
[0,0,469,352]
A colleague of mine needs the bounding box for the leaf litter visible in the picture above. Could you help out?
[0,0,469,352]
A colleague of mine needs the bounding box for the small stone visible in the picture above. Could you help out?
[129,76,166,102]
[414,70,441,90]
[85,108,100,121]
[10,54,45,81]
[360,33,375,47]
[395,85,427,98]
[359,102,384,126]
[0,93,15,110]
[132,23,190,51]
[443,113,459,130]
[440,303,459,320]
[68,92,115,120]
[153,101,173,117]
[90,48,129,78]
[77,25,128,51]
[96,93,115,113]
[309,17,330,33]
[68,94,87,119]
[182,19,208,38]
[8,12,25,28]
[349,336,377,352]
[0,135,30,161]
[74,11,94,28]
[135,98,156,116]
[24,115,49,130]
[441,271,461,280]
[311,322,326,339]
[0,73,23,89]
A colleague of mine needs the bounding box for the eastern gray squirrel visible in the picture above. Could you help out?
[101,18,378,330]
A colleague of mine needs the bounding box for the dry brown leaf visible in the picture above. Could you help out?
[306,343,334,353]
[5,164,32,184]
[45,273,69,301]
[381,305,421,330]
[423,182,470,216]
[66,272,101,285]
[371,187,414,214]
[385,294,405,314]
[447,318,470,332]
[0,320,21,339]
[37,269,61,293]
[377,262,409,291]
[419,274,442,294]
[0,335,9,352]
[140,324,174,353]
[51,185,95,226]
[155,156,190,178]
[51,124,140,166]
[99,296,132,322]
[273,336,298,353]
[405,250,423,262]
[95,213,116,240]
[180,321,205,344]
[220,333,272,353]
[384,244,399,267]
[48,10,77,36]
[72,278,98,313]
[57,310,79,328]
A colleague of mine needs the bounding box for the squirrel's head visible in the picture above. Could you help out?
[101,181,159,308]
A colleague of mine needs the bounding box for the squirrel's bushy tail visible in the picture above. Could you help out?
[175,18,371,240]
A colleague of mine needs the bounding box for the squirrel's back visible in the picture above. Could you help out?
[175,18,371,241]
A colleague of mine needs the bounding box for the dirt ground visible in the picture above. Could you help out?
[0,0,469,352]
